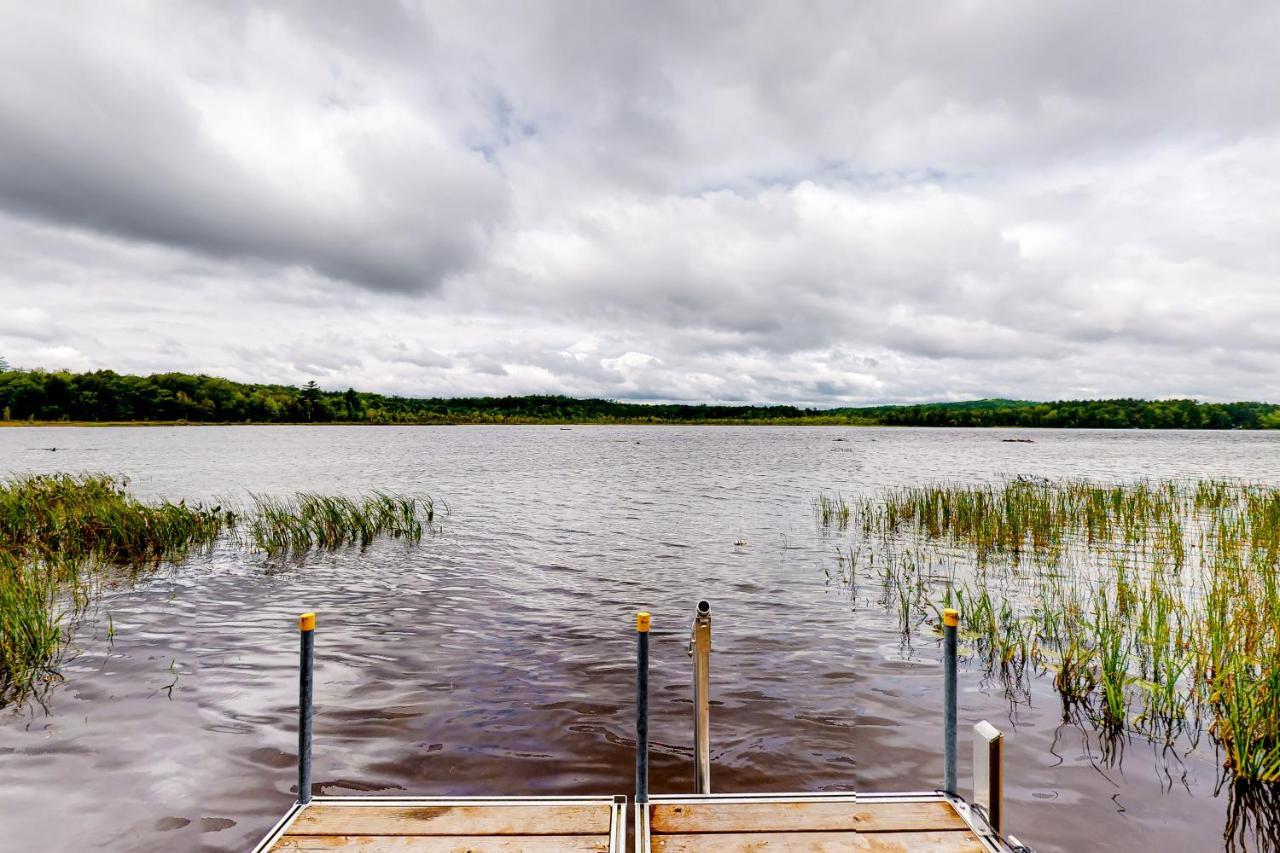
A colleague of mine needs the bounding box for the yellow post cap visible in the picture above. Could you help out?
[636,611,651,633]
[299,612,316,632]
[942,608,960,628]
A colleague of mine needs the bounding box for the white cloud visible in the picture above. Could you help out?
[1,2,1278,404]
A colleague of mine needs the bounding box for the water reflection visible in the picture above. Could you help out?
[1224,779,1280,853]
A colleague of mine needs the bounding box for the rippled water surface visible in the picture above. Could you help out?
[2,425,1279,852]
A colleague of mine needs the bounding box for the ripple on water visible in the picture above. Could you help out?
[1,425,1277,852]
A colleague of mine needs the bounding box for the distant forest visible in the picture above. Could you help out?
[1,368,1279,428]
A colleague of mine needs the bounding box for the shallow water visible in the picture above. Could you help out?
[1,425,1278,852]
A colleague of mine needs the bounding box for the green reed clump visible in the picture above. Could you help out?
[814,493,851,530]
[0,473,232,564]
[248,492,431,557]
[0,473,438,708]
[0,551,65,704]
[821,477,1280,784]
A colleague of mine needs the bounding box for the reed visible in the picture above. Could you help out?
[248,492,431,557]
[822,477,1280,784]
[0,473,231,565]
[0,552,64,704]
[0,473,437,707]
[814,493,851,530]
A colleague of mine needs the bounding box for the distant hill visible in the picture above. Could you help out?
[1,368,1278,428]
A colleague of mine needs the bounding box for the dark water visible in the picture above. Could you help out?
[1,425,1278,852]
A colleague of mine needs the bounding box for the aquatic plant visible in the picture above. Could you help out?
[820,478,1280,784]
[814,493,851,530]
[248,492,431,557]
[0,473,231,564]
[0,473,438,708]
[0,552,64,703]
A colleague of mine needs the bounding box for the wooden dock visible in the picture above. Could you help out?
[638,792,1013,852]
[253,608,1031,852]
[252,795,627,852]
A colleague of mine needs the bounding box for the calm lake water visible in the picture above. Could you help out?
[2,425,1279,852]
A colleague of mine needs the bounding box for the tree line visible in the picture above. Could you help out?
[0,367,1278,428]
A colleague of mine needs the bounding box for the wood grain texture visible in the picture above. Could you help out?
[649,801,967,834]
[270,834,611,852]
[651,830,986,852]
[285,804,611,836]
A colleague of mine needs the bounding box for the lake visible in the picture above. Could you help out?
[1,425,1278,852]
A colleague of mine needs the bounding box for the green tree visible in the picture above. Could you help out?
[300,380,321,422]
[343,387,361,420]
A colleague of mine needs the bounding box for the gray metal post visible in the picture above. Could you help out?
[636,611,651,805]
[298,612,315,805]
[974,720,1004,833]
[690,600,712,794]
[943,608,958,795]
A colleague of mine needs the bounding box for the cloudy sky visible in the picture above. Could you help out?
[2,2,1279,405]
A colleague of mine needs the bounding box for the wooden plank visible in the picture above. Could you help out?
[286,804,610,837]
[652,830,986,852]
[650,801,967,834]
[271,834,611,851]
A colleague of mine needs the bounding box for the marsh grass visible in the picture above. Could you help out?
[0,473,231,565]
[0,552,64,702]
[824,478,1280,785]
[814,493,851,530]
[248,492,432,557]
[0,473,437,707]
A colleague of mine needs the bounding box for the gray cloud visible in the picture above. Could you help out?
[1,2,1279,404]
[0,3,507,292]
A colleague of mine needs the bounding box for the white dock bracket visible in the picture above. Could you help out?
[973,720,1004,834]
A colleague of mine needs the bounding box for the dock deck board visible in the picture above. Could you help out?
[270,835,612,851]
[256,797,625,853]
[651,830,988,852]
[651,800,968,834]
[641,794,1006,853]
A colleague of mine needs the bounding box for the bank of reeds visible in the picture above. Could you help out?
[0,473,436,707]
[0,472,231,564]
[248,492,431,557]
[823,478,1280,784]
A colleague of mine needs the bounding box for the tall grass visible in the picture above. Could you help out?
[0,473,231,564]
[814,493,851,529]
[0,552,64,702]
[248,492,431,557]
[822,478,1280,785]
[0,473,437,707]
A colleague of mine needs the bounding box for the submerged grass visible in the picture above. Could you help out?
[0,473,437,707]
[821,478,1280,785]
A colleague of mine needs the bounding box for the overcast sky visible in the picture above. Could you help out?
[2,2,1279,405]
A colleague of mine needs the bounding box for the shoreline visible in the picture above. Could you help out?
[1,420,1276,430]
[0,419,872,428]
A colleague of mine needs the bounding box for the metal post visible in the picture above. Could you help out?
[690,600,712,794]
[636,611,651,805]
[973,720,1004,833]
[298,612,315,805]
[942,608,958,796]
